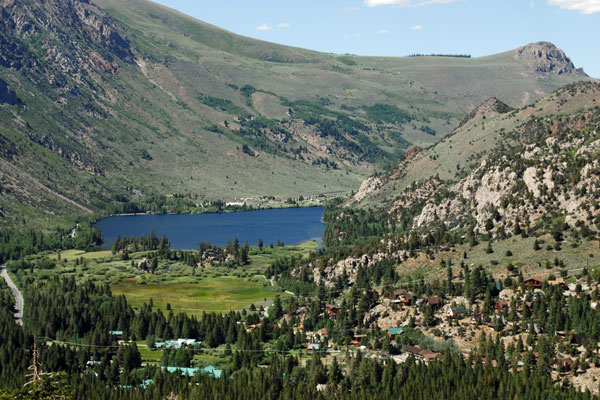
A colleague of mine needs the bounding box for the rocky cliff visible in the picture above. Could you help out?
[514,41,581,77]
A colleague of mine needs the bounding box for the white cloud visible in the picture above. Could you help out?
[376,29,390,34]
[547,0,600,14]
[343,6,360,12]
[256,24,272,31]
[411,24,423,30]
[277,22,291,28]
[364,0,456,7]
[530,0,535,8]
[365,0,409,6]
[355,32,366,37]
[412,0,457,5]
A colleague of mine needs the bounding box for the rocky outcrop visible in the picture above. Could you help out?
[457,97,512,129]
[514,42,580,77]
[351,176,383,203]
[413,91,600,234]
[0,0,134,85]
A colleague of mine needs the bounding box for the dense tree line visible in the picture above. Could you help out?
[111,230,170,255]
[0,281,31,389]
[0,225,102,262]
[2,263,600,398]
[2,345,597,399]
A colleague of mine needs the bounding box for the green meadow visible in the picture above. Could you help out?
[111,276,284,315]
[16,241,318,316]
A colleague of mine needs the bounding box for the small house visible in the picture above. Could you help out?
[405,346,442,362]
[401,293,416,306]
[522,278,543,288]
[387,327,404,339]
[425,297,443,309]
[446,305,467,319]
[351,334,367,347]
[548,277,565,286]
[247,322,262,332]
[317,328,329,338]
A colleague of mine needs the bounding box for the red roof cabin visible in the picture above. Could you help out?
[522,278,543,288]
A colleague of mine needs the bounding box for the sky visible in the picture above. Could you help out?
[152,0,600,77]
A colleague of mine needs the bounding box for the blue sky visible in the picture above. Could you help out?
[153,0,599,77]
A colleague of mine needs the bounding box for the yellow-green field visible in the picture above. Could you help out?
[47,249,113,261]
[112,275,286,315]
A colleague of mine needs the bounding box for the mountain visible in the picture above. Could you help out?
[0,0,592,227]
[351,81,600,237]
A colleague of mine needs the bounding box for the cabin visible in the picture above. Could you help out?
[387,327,404,339]
[401,293,416,306]
[446,305,467,319]
[246,322,262,332]
[425,297,443,309]
[351,334,368,347]
[316,328,329,338]
[405,346,442,362]
[493,301,509,311]
[522,278,543,288]
[392,289,407,299]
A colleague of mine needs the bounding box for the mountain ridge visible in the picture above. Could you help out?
[351,81,600,237]
[0,0,593,228]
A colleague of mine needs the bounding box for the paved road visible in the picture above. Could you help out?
[0,263,23,325]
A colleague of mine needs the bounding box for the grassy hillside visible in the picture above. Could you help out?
[0,0,591,228]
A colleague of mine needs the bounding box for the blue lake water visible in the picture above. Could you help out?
[95,207,324,250]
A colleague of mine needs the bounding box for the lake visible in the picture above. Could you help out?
[95,207,324,250]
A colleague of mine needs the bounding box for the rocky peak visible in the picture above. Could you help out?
[458,97,512,129]
[514,42,580,77]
